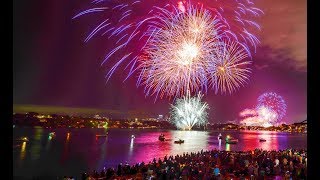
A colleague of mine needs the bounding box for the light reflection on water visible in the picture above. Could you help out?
[225,143,230,151]
[60,132,71,164]
[30,128,42,160]
[170,131,210,154]
[13,128,307,178]
[20,141,26,160]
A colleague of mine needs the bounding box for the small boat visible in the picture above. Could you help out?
[49,132,56,137]
[159,134,165,141]
[226,138,238,144]
[174,139,184,144]
[131,135,135,139]
[96,133,108,137]
[16,137,29,142]
[225,135,238,144]
[218,133,222,140]
[259,138,266,142]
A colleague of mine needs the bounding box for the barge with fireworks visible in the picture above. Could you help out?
[174,139,184,144]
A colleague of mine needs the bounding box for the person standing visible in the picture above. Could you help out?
[213,165,220,177]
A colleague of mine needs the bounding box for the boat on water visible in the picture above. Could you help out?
[96,134,108,137]
[174,139,184,144]
[225,135,238,144]
[259,138,266,142]
[16,137,29,142]
[226,138,238,144]
[96,133,108,137]
[49,132,56,137]
[159,134,165,141]
[218,133,222,140]
[131,135,135,139]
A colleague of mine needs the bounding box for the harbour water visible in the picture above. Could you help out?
[13,127,307,178]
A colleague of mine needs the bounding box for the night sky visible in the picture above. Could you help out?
[13,0,306,124]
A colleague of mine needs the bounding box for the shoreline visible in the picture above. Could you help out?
[13,126,307,134]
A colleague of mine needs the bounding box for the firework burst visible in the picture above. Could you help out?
[257,106,279,126]
[209,41,251,94]
[239,107,276,128]
[257,92,287,120]
[239,92,287,127]
[176,0,263,54]
[74,0,262,99]
[170,92,209,130]
[138,6,224,99]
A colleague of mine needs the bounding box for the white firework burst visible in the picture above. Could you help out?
[170,92,209,130]
[138,5,224,99]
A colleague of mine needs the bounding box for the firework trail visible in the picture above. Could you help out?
[239,106,278,127]
[176,0,263,54]
[138,7,252,99]
[74,0,262,99]
[239,108,257,117]
[138,5,224,99]
[73,0,156,82]
[208,41,251,95]
[170,92,209,130]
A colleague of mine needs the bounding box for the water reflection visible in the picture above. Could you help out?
[132,132,172,164]
[97,136,108,169]
[130,137,134,150]
[13,128,307,178]
[130,131,211,164]
[45,136,52,150]
[129,137,134,156]
[241,130,279,151]
[20,142,27,160]
[61,132,71,164]
[257,131,279,150]
[170,131,210,154]
[30,128,43,160]
[66,132,70,141]
[225,143,230,151]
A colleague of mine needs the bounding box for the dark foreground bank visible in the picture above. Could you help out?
[79,148,307,180]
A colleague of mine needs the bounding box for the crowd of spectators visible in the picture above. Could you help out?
[81,148,307,180]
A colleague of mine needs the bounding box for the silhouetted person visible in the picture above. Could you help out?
[81,172,87,180]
